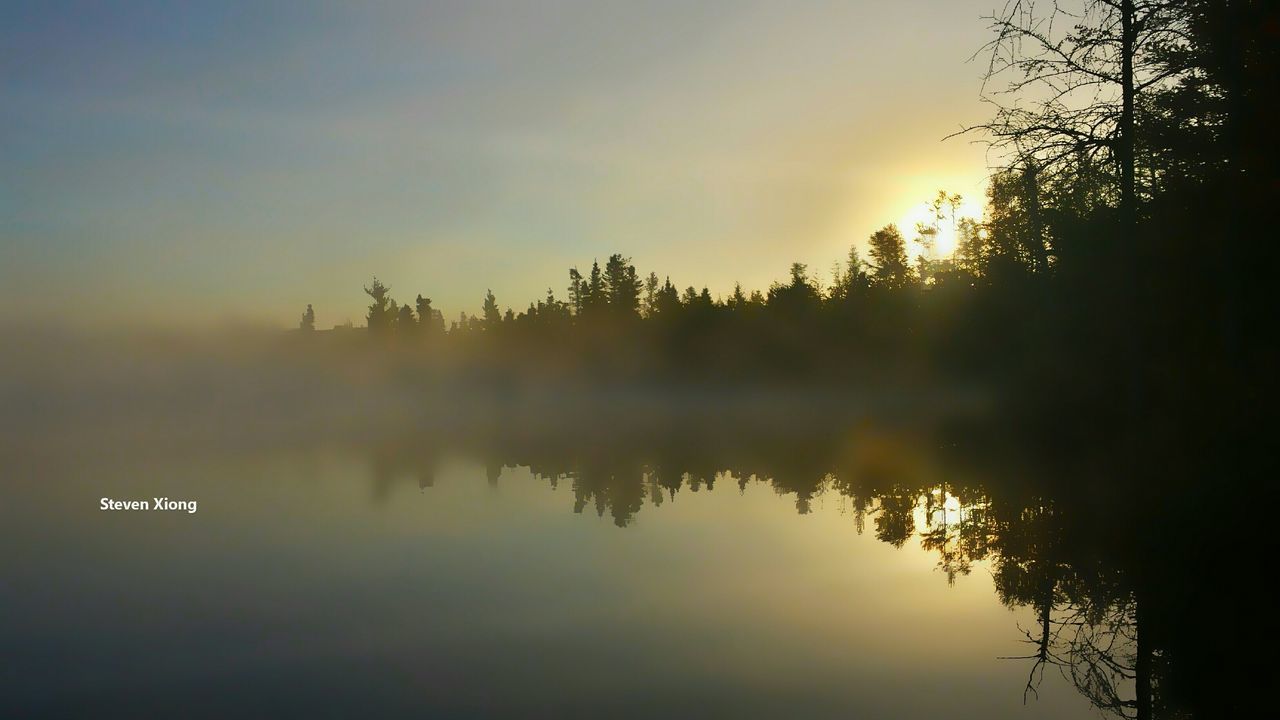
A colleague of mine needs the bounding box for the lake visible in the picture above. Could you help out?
[3,417,1111,718]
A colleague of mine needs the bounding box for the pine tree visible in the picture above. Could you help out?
[299,304,316,332]
[603,254,641,318]
[482,289,501,330]
[643,272,660,317]
[584,261,605,314]
[867,225,914,290]
[568,268,585,316]
[364,277,395,333]
[396,303,415,332]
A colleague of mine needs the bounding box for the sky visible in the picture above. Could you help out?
[2,1,998,329]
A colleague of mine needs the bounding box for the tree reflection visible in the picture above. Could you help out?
[361,413,1214,719]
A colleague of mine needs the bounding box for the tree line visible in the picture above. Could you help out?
[298,203,976,335]
[291,0,1275,413]
[284,4,1275,716]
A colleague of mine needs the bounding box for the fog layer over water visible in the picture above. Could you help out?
[0,330,1165,717]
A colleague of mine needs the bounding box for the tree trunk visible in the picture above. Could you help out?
[1119,0,1146,431]
[1022,162,1048,272]
[1120,0,1137,226]
[1135,595,1151,720]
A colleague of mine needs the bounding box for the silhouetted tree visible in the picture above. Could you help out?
[584,260,605,315]
[364,277,395,333]
[568,268,585,316]
[767,263,820,314]
[397,303,415,332]
[969,0,1191,227]
[867,225,914,289]
[482,289,501,330]
[954,217,991,279]
[603,254,641,318]
[643,272,661,317]
[983,169,1047,275]
[299,304,315,332]
[654,277,680,317]
[829,246,869,302]
[416,294,444,336]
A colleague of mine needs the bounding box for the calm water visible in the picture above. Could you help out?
[3,425,1105,719]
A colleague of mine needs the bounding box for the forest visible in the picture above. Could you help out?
[298,2,1275,447]
[277,5,1275,716]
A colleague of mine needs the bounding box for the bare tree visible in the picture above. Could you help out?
[961,0,1191,222]
[1002,581,1154,719]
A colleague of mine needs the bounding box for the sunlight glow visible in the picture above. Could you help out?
[899,195,984,260]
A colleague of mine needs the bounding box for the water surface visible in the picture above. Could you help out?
[4,427,1103,718]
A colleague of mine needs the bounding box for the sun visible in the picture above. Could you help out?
[898,194,984,260]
